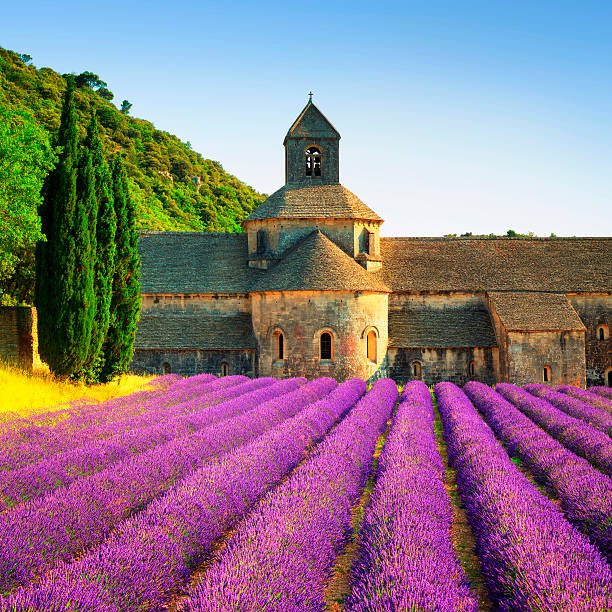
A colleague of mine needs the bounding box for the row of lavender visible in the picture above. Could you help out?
[0,376,337,593]
[1,374,611,609]
[0,376,282,509]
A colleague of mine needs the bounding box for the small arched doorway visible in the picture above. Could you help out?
[412,361,422,380]
[543,365,552,383]
[221,362,229,377]
[162,362,171,374]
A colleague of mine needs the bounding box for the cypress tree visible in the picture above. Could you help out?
[81,112,116,378]
[100,156,141,381]
[35,77,93,376]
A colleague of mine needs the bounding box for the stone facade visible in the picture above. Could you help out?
[129,100,611,387]
[4,100,608,387]
[0,306,41,370]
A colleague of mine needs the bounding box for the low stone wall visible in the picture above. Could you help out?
[0,306,40,370]
[130,349,255,378]
[386,346,499,386]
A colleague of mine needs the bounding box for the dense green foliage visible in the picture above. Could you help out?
[82,113,116,377]
[100,157,141,383]
[35,80,95,377]
[0,100,56,303]
[0,45,266,304]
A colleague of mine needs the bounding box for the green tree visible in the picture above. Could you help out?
[0,101,56,303]
[120,100,132,115]
[82,112,116,378]
[100,155,141,381]
[35,78,94,377]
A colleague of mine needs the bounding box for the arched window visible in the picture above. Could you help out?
[469,361,476,377]
[256,229,267,255]
[412,361,422,379]
[597,324,610,341]
[162,362,171,374]
[275,332,284,361]
[543,365,552,383]
[320,332,332,360]
[305,146,321,177]
[221,362,229,377]
[367,330,377,363]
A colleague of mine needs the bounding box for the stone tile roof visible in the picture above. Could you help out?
[250,230,390,293]
[488,291,586,331]
[284,100,340,144]
[135,313,256,350]
[379,237,612,292]
[138,232,255,294]
[245,184,383,222]
[388,305,497,348]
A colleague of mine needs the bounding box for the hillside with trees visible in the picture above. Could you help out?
[0,46,266,305]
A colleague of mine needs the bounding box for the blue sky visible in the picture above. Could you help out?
[3,0,611,236]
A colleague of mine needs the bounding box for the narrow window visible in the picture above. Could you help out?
[278,333,284,360]
[320,332,332,360]
[412,362,422,379]
[256,229,267,255]
[221,362,229,377]
[469,361,476,376]
[601,328,605,340]
[608,369,612,388]
[598,325,609,340]
[367,330,377,362]
[359,228,371,254]
[543,366,551,383]
[162,362,171,374]
[305,147,321,177]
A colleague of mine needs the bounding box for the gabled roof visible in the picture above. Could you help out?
[135,313,256,350]
[284,100,340,144]
[138,232,254,294]
[379,237,612,293]
[250,230,390,293]
[487,291,586,332]
[245,183,383,222]
[389,304,497,348]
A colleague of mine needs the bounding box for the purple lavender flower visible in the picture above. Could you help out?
[345,381,478,611]
[0,377,339,593]
[436,381,612,611]
[179,379,398,612]
[526,383,612,435]
[558,385,612,412]
[3,379,364,611]
[497,383,612,477]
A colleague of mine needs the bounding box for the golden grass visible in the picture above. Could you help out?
[0,362,156,419]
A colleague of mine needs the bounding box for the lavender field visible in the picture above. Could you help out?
[0,374,611,611]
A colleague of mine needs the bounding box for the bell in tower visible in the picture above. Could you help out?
[284,94,341,185]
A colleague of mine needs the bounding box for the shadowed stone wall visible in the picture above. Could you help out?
[0,307,40,370]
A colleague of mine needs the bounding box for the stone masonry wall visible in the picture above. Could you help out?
[505,330,586,387]
[140,294,250,316]
[567,295,612,386]
[130,349,255,377]
[0,306,41,370]
[251,290,388,381]
[386,347,499,386]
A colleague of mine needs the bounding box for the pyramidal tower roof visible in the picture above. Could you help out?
[283,99,340,144]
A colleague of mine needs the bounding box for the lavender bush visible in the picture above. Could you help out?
[4,379,365,611]
[466,381,612,562]
[525,384,612,435]
[180,379,398,612]
[497,383,612,476]
[558,385,612,412]
[345,381,477,612]
[590,387,612,401]
[0,375,245,472]
[0,377,338,593]
[0,377,296,509]
[436,382,612,611]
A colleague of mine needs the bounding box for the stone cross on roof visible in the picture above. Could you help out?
[308,91,313,101]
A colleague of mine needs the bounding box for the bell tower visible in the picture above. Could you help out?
[284,95,341,185]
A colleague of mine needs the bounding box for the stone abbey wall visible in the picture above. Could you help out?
[0,306,40,370]
[251,290,388,381]
[131,349,255,377]
[568,295,612,386]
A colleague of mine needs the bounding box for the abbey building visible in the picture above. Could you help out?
[131,100,612,387]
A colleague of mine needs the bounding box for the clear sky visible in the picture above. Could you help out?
[3,0,611,236]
